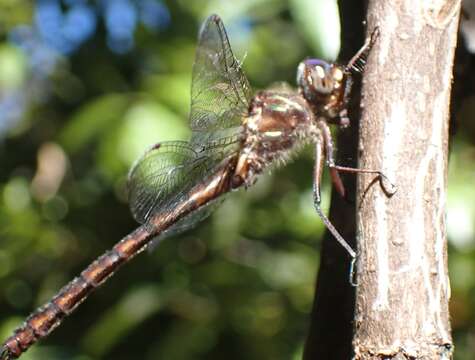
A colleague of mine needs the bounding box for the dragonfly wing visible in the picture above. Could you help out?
[128,141,220,227]
[190,14,252,137]
[128,15,250,232]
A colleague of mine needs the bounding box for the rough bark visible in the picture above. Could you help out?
[353,1,460,359]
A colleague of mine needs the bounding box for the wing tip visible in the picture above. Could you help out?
[202,14,223,32]
[199,14,222,39]
[208,14,221,23]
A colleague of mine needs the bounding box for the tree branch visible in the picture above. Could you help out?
[353,1,460,358]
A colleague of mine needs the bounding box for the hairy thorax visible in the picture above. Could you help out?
[232,90,319,187]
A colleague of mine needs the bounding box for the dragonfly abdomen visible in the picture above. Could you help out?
[1,163,234,359]
[1,227,151,359]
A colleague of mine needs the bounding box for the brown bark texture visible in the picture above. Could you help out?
[353,1,460,359]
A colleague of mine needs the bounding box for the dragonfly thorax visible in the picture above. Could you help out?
[232,90,317,188]
[297,59,348,119]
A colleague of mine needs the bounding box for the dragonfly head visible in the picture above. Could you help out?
[297,59,348,119]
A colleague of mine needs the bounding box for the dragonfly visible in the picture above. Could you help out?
[1,14,393,359]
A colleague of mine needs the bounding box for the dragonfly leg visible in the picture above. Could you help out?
[335,28,379,129]
[318,120,397,197]
[313,139,356,260]
[337,75,353,129]
[317,120,347,199]
[349,256,358,287]
[345,27,380,74]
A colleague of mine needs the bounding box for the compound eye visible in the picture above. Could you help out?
[311,65,332,94]
[314,65,326,80]
[333,67,344,82]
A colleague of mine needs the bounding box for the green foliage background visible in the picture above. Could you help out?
[0,1,473,359]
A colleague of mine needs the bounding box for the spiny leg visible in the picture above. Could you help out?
[339,25,380,127]
[319,120,396,197]
[345,27,380,74]
[337,28,379,128]
[315,119,394,288]
[318,119,347,199]
[337,73,353,128]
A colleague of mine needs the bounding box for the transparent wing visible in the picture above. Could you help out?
[128,15,250,232]
[128,141,218,226]
[190,14,252,140]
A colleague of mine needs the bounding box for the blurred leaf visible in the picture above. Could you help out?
[181,0,283,21]
[0,44,27,90]
[150,321,218,359]
[144,73,191,115]
[95,99,189,181]
[59,94,131,153]
[0,1,32,32]
[82,285,166,357]
[290,0,340,59]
